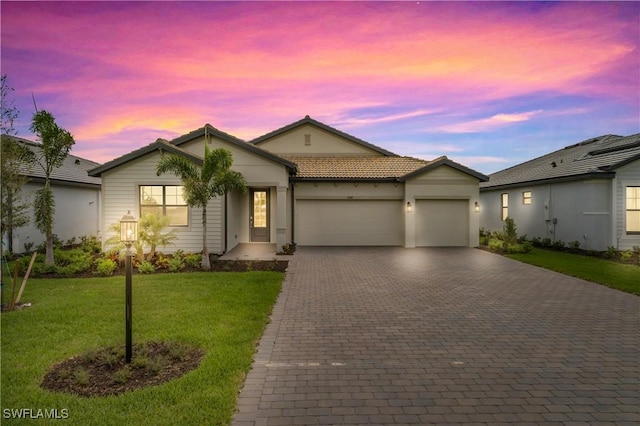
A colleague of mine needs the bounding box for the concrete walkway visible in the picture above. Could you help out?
[219,243,293,261]
[232,247,639,425]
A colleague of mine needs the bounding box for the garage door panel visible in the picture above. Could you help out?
[297,200,403,246]
[416,200,468,246]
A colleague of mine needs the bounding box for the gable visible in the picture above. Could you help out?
[254,123,383,157]
[178,134,290,185]
[406,164,481,184]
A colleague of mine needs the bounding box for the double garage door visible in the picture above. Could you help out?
[296,199,468,246]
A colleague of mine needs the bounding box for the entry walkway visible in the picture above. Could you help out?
[233,247,639,425]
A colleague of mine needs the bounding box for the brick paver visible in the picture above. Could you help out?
[232,247,639,425]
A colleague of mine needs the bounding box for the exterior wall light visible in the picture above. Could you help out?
[120,211,138,364]
[474,201,480,213]
[406,201,413,213]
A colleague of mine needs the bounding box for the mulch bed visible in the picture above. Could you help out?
[209,260,288,272]
[41,341,204,397]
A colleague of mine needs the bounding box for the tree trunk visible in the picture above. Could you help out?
[7,190,14,253]
[201,205,210,270]
[45,234,54,265]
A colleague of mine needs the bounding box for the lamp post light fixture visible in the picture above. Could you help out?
[120,211,138,364]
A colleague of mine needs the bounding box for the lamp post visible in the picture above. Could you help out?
[120,211,138,364]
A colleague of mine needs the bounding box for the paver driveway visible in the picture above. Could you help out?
[233,247,639,425]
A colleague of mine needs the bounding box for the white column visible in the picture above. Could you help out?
[276,186,287,250]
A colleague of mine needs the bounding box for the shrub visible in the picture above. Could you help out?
[488,239,503,252]
[95,258,118,276]
[54,248,94,277]
[154,254,171,270]
[137,261,155,274]
[503,217,518,245]
[604,246,618,259]
[551,240,565,250]
[568,240,581,251]
[184,253,202,269]
[80,235,102,254]
[620,250,633,262]
[168,256,185,273]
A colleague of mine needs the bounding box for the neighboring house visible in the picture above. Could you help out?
[89,116,488,254]
[480,133,640,251]
[4,137,102,253]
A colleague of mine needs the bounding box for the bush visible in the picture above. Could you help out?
[568,240,581,251]
[54,248,94,277]
[80,235,102,254]
[95,258,118,276]
[620,250,633,262]
[168,256,185,273]
[551,240,565,250]
[488,239,504,251]
[184,253,202,269]
[137,261,155,274]
[503,217,517,245]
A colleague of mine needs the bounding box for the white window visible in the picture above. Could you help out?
[140,185,188,226]
[523,191,532,205]
[626,186,640,234]
[501,193,509,221]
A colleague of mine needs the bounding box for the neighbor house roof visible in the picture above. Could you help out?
[286,155,489,182]
[481,133,640,190]
[250,115,397,157]
[10,136,102,187]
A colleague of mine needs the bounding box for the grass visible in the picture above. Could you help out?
[507,248,640,296]
[1,272,283,425]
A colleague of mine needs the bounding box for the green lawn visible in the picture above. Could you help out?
[507,248,640,296]
[1,272,283,425]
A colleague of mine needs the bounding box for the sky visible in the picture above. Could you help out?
[1,1,638,174]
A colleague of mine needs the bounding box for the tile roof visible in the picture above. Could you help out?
[481,133,640,189]
[12,137,102,187]
[284,156,432,179]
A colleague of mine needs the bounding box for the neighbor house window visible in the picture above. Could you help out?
[626,186,640,234]
[523,191,532,205]
[140,185,188,226]
[501,193,509,221]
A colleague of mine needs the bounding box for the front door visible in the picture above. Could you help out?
[250,189,270,242]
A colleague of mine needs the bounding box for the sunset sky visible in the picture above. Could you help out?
[1,1,638,174]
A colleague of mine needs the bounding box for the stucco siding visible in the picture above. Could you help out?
[480,179,612,250]
[615,160,640,250]
[11,182,100,253]
[255,124,382,157]
[100,152,222,255]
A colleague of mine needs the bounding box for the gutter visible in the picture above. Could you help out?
[479,172,616,192]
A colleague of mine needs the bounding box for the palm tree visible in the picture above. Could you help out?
[156,146,247,270]
[29,110,75,265]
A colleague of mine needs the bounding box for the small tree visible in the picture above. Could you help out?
[28,110,75,265]
[1,74,33,253]
[157,146,247,270]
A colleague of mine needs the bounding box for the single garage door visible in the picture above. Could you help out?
[416,199,469,246]
[296,199,404,246]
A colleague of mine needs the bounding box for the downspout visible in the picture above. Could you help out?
[223,192,228,254]
[291,183,295,244]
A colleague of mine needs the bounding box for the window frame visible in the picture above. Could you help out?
[522,191,532,205]
[501,193,509,221]
[139,185,189,227]
[626,186,640,235]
